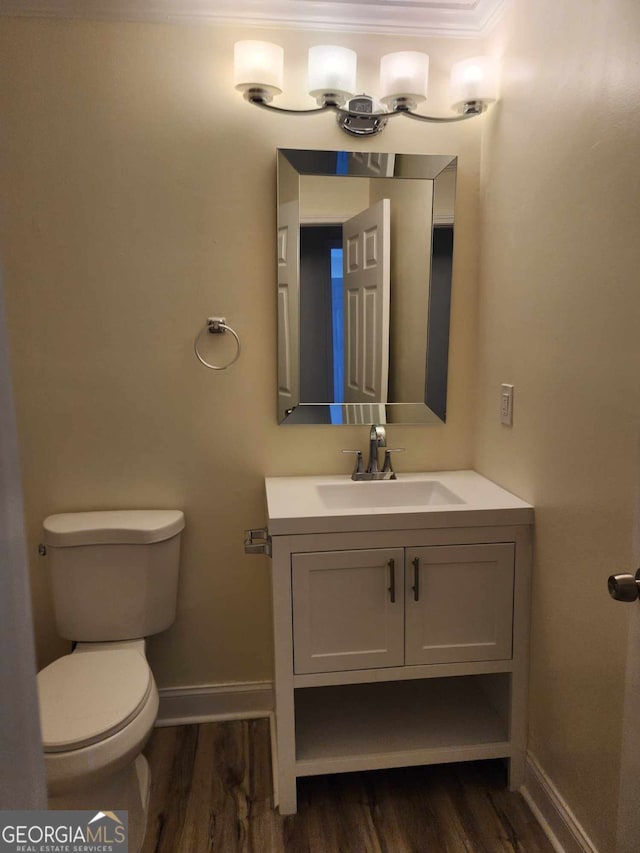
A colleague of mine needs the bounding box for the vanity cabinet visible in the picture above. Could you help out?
[292,548,405,673]
[404,543,515,665]
[265,472,534,815]
[292,544,515,674]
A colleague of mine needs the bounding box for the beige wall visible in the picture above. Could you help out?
[476,1,640,849]
[0,19,481,686]
[299,175,369,222]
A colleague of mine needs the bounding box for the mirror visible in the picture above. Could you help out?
[277,149,457,425]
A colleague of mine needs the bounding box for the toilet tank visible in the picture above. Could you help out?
[42,510,185,642]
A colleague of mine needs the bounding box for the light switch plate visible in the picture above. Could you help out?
[500,384,514,426]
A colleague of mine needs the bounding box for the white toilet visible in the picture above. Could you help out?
[36,509,184,852]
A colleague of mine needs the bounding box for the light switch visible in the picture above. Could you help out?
[500,384,514,426]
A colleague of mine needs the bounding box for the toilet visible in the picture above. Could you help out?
[36,509,184,853]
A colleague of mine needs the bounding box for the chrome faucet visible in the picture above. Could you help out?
[342,424,404,481]
[366,424,386,474]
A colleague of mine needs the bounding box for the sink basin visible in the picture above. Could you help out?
[265,471,534,535]
[316,479,465,510]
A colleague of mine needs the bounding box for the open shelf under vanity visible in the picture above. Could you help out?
[294,674,512,777]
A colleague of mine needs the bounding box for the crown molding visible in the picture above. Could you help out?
[0,0,506,38]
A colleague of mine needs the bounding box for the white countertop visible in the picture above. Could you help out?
[265,470,534,535]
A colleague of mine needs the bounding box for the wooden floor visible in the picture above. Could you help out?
[141,719,554,853]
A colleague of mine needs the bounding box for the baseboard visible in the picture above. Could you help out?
[155,696,599,852]
[156,680,274,727]
[521,754,599,853]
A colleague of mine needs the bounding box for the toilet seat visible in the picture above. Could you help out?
[38,649,152,753]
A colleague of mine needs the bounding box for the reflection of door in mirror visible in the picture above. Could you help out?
[349,151,396,177]
[343,199,390,406]
[298,199,390,424]
[277,200,300,420]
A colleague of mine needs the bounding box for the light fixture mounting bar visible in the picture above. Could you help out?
[401,106,480,123]
[245,94,481,136]
[248,97,332,116]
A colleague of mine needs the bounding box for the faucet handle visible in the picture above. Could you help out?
[342,449,364,476]
[382,448,405,476]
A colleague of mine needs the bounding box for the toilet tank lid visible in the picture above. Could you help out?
[43,510,185,547]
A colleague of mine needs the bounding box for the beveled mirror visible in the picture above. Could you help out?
[277,149,456,425]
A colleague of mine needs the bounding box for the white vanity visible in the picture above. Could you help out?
[264,470,534,815]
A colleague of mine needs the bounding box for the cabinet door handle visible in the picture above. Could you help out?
[412,557,420,601]
[388,559,396,603]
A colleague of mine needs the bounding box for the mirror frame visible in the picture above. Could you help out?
[277,149,457,425]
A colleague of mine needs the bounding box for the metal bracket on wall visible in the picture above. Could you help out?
[244,528,272,557]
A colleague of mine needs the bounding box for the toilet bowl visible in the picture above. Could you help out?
[38,641,158,796]
[37,510,184,853]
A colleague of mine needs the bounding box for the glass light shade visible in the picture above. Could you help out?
[234,41,284,96]
[450,56,500,110]
[308,45,357,103]
[379,51,429,106]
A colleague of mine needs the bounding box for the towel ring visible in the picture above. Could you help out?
[194,317,241,370]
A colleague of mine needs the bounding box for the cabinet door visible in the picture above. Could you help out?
[405,544,515,665]
[292,548,404,674]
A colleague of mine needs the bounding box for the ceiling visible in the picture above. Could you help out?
[0,0,506,38]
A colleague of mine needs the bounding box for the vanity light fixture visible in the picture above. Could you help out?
[233,41,499,137]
